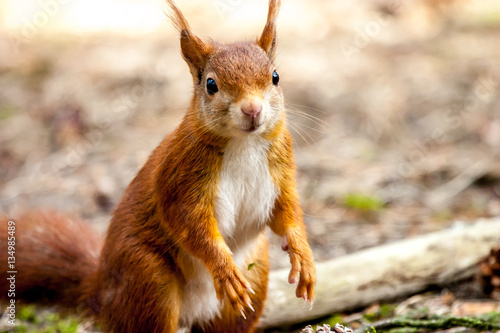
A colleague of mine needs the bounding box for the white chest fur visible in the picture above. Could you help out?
[179,135,278,329]
[215,135,278,257]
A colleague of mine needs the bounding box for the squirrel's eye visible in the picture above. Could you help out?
[272,70,279,86]
[206,78,218,95]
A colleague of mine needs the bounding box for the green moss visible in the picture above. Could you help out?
[12,324,28,333]
[43,317,79,333]
[343,193,385,212]
[372,315,500,331]
[385,328,420,333]
[44,313,60,323]
[0,105,16,121]
[479,311,500,323]
[7,305,80,333]
[380,304,397,318]
[324,314,345,327]
[17,305,39,324]
[481,11,500,26]
[433,209,452,222]
[363,304,397,322]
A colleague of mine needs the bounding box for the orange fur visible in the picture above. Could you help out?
[258,0,281,59]
[0,211,101,307]
[0,1,315,332]
[268,130,316,301]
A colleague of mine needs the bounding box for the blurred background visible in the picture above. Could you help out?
[0,0,500,328]
[1,0,500,263]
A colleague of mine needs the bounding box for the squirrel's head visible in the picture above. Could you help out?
[166,0,284,138]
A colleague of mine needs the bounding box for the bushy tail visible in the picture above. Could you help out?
[0,210,102,308]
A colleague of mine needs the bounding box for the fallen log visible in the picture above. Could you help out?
[260,217,500,328]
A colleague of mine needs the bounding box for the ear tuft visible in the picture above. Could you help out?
[165,0,211,82]
[165,0,190,32]
[258,0,281,60]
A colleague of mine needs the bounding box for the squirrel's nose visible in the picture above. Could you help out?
[241,101,262,118]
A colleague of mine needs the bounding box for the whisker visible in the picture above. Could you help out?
[286,102,331,116]
[285,121,314,148]
[286,106,332,129]
[287,111,332,134]
[286,119,316,145]
[286,105,353,143]
[265,110,301,140]
[284,105,332,135]
[287,118,327,136]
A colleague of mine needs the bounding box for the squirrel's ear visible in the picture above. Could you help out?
[179,30,211,79]
[258,0,281,60]
[166,0,211,81]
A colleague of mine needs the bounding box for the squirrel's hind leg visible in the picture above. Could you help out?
[92,247,183,333]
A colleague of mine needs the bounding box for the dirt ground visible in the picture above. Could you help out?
[0,0,500,331]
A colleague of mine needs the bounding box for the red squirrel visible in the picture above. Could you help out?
[0,0,316,332]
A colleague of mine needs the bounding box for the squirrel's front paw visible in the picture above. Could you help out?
[212,262,254,318]
[283,236,316,304]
